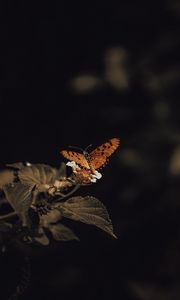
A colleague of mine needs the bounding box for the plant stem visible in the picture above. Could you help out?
[0,211,17,221]
[55,184,81,201]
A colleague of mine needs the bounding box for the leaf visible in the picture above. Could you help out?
[18,164,59,190]
[39,208,78,242]
[0,170,15,189]
[6,162,25,170]
[49,223,79,241]
[34,227,49,246]
[58,196,117,238]
[0,222,12,232]
[58,162,67,178]
[40,209,62,227]
[3,183,33,226]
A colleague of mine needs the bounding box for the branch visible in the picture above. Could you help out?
[0,211,17,221]
[55,184,81,202]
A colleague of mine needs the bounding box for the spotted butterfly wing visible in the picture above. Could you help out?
[61,138,120,170]
[89,138,120,170]
[60,150,90,169]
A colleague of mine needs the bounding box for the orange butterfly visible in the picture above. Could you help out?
[60,138,120,175]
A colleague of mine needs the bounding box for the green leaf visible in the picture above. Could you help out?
[49,223,79,241]
[58,196,117,238]
[3,183,33,226]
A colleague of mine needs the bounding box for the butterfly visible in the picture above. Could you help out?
[60,138,120,174]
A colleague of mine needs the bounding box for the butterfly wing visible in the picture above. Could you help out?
[89,138,120,169]
[60,150,90,169]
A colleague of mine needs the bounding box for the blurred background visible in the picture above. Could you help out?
[0,1,180,299]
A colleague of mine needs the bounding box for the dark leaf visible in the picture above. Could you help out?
[49,223,79,241]
[3,183,33,226]
[0,222,12,232]
[39,208,78,242]
[18,164,59,191]
[58,196,117,238]
[0,170,15,189]
[40,208,62,227]
[58,162,67,178]
[34,227,49,246]
[6,162,25,170]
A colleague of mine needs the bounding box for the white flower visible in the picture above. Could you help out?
[66,161,102,184]
[91,178,97,183]
[66,161,80,171]
[66,161,76,168]
[90,170,102,183]
[93,170,102,179]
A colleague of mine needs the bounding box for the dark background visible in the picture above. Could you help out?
[0,1,180,299]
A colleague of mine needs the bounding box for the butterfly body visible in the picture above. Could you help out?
[83,150,91,162]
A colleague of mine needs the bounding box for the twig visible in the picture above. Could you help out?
[55,184,81,202]
[0,211,17,221]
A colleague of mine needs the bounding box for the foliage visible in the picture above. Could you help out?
[0,162,116,249]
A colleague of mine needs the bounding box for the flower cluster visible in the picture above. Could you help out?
[66,161,102,183]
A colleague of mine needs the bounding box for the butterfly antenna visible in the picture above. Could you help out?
[85,144,93,152]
